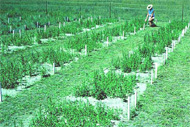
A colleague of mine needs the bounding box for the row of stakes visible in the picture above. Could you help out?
[9,16,139,39]
[126,21,190,121]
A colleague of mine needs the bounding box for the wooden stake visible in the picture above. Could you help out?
[0,82,2,102]
[151,70,153,84]
[134,27,136,34]
[155,63,158,79]
[128,96,130,121]
[19,29,21,38]
[53,63,55,74]
[143,23,145,30]
[165,47,168,60]
[59,22,61,29]
[107,37,109,47]
[172,42,174,52]
[44,25,46,32]
[123,31,125,39]
[13,30,14,37]
[10,26,12,33]
[85,45,87,56]
[135,91,137,108]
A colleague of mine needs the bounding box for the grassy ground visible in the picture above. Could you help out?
[120,29,190,126]
[0,23,164,126]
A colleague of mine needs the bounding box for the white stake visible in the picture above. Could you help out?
[143,23,145,30]
[135,91,137,108]
[37,22,38,28]
[174,41,176,49]
[19,29,21,38]
[48,21,50,26]
[0,82,2,102]
[178,36,181,43]
[128,96,130,121]
[169,20,171,23]
[44,25,46,32]
[13,30,14,37]
[99,16,101,19]
[53,63,55,74]
[85,45,87,56]
[134,27,136,34]
[24,25,27,30]
[91,17,93,22]
[39,26,41,32]
[9,26,12,33]
[156,19,158,24]
[39,15,40,18]
[123,31,125,39]
[155,63,158,79]
[8,18,9,23]
[59,22,61,29]
[63,22,65,26]
[19,16,21,21]
[171,42,174,52]
[165,47,168,60]
[119,17,120,21]
[107,37,109,47]
[151,70,153,84]
[79,18,80,23]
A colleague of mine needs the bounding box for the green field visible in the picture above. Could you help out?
[0,0,190,126]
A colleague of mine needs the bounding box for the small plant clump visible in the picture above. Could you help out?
[75,71,137,100]
[30,98,120,126]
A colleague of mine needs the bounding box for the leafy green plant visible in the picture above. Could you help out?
[30,98,120,126]
[75,70,137,100]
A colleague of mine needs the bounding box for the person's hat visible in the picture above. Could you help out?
[147,4,153,10]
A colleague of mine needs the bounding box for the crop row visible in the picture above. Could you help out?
[0,46,74,89]
[75,71,137,100]
[0,17,118,53]
[30,98,120,126]
[0,18,144,89]
[112,21,189,73]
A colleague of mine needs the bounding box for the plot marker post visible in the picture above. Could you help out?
[0,82,2,102]
[155,63,158,79]
[128,96,130,121]
[85,45,87,56]
[165,47,168,60]
[151,70,153,84]
[135,91,137,108]
[107,37,109,47]
[123,31,125,40]
[53,63,55,75]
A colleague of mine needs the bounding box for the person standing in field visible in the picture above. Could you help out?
[145,4,156,27]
